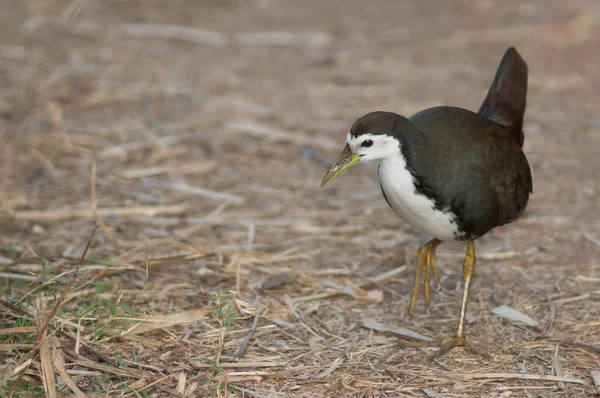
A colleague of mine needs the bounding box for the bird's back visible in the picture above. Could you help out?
[399,106,532,240]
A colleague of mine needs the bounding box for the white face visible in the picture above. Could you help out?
[346,132,402,162]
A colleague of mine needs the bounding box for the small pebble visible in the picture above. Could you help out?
[32,224,45,235]
[197,263,215,276]
[311,49,334,66]
[585,119,600,128]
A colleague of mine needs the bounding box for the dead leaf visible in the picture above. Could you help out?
[361,317,433,342]
[491,305,540,328]
[121,307,211,336]
[260,273,291,291]
[591,371,600,392]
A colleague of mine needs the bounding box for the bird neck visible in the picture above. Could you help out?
[379,151,408,171]
[379,118,423,167]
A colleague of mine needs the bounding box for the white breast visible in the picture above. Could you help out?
[378,155,461,242]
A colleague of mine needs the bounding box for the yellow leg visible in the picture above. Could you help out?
[406,238,442,316]
[429,240,476,359]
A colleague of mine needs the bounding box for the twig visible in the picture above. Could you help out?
[163,182,246,204]
[97,132,208,159]
[120,161,217,179]
[1,343,35,350]
[23,16,100,37]
[69,360,164,381]
[37,296,57,398]
[226,121,338,150]
[448,372,586,385]
[191,361,283,368]
[176,372,186,394]
[245,222,255,252]
[371,264,408,282]
[234,301,261,358]
[120,23,228,46]
[552,294,590,304]
[235,257,241,294]
[145,239,149,278]
[581,231,600,247]
[314,357,344,379]
[234,31,331,47]
[542,296,556,334]
[91,158,97,219]
[30,148,58,178]
[12,205,187,221]
[552,345,565,390]
[437,251,524,260]
[204,96,274,117]
[134,375,172,396]
[0,326,37,334]
[574,275,600,283]
[544,338,600,354]
[80,223,99,266]
[0,272,40,281]
[0,299,31,316]
[89,159,113,241]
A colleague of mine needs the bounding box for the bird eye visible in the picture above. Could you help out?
[361,139,373,148]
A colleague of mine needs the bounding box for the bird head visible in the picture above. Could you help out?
[321,112,405,187]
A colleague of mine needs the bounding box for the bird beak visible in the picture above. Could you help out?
[321,144,361,188]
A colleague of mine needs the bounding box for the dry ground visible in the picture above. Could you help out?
[1,1,599,397]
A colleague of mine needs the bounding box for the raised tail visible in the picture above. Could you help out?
[478,47,528,147]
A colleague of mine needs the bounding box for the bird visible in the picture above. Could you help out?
[321,47,532,357]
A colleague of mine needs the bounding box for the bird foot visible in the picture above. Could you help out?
[406,239,441,317]
[427,336,466,361]
[425,336,490,361]
[397,335,488,361]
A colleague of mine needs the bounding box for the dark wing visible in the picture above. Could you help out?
[406,107,532,239]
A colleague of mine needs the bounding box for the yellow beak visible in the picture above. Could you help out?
[321,144,361,187]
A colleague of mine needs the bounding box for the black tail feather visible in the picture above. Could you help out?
[478,47,528,147]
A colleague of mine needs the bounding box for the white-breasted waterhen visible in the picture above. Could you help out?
[321,47,532,357]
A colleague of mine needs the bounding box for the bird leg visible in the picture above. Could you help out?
[406,238,442,316]
[428,240,476,360]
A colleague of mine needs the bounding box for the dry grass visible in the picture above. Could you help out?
[1,0,599,397]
